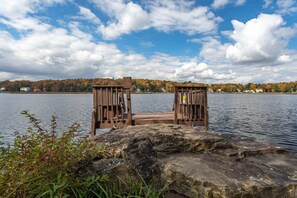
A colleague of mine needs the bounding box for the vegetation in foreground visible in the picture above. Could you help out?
[0,110,165,198]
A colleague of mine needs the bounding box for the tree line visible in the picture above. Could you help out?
[209,82,297,93]
[0,78,296,93]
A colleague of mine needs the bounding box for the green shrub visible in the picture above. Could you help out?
[0,110,165,198]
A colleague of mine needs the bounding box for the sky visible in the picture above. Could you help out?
[0,0,296,84]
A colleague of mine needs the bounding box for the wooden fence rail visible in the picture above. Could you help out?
[91,85,132,137]
[174,86,208,130]
[90,80,208,138]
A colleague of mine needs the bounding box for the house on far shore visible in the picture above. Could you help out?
[33,87,41,92]
[256,88,264,93]
[20,87,31,92]
[0,87,5,91]
[244,90,255,93]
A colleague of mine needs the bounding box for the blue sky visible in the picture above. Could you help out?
[0,0,296,83]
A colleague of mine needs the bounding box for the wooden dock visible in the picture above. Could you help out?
[91,77,208,137]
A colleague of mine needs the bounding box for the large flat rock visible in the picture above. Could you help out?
[94,124,297,198]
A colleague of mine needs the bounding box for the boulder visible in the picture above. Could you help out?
[93,124,297,198]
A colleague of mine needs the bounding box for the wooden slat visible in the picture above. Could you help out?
[116,87,119,122]
[101,88,103,122]
[193,87,196,122]
[199,90,203,121]
[106,87,109,121]
[91,83,208,132]
[174,87,178,124]
[127,88,132,125]
[187,87,189,121]
[181,88,184,121]
[204,89,208,131]
[121,87,125,122]
[111,87,113,124]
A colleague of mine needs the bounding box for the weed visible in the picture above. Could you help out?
[0,110,165,198]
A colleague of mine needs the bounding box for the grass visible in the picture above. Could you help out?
[0,110,166,198]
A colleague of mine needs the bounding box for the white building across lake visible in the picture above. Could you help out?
[20,87,31,92]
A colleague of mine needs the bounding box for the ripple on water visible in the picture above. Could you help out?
[0,93,296,152]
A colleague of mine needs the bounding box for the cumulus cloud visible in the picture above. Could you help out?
[91,0,222,39]
[0,0,66,18]
[148,0,222,35]
[212,0,229,9]
[174,62,236,81]
[277,55,293,63]
[211,0,246,9]
[0,0,66,32]
[1,0,296,84]
[77,6,101,25]
[263,0,297,14]
[0,24,234,82]
[226,14,295,64]
[91,0,150,40]
[276,0,297,13]
[195,37,230,65]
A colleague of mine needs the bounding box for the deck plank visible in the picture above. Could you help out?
[133,112,174,120]
[132,112,174,125]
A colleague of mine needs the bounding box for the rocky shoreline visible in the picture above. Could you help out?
[89,124,297,198]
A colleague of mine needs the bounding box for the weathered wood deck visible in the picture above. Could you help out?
[91,77,208,137]
[132,112,206,126]
[133,112,174,125]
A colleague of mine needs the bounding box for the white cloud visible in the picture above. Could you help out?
[226,14,295,64]
[263,0,273,8]
[0,0,66,32]
[0,0,297,84]
[174,62,236,81]
[149,0,222,35]
[92,0,222,39]
[211,0,229,9]
[277,55,292,63]
[0,24,234,82]
[140,41,155,48]
[69,22,93,40]
[78,6,101,25]
[197,37,230,65]
[0,0,66,18]
[0,17,50,32]
[263,0,297,14]
[91,0,150,40]
[235,0,246,6]
[211,0,246,9]
[276,0,297,13]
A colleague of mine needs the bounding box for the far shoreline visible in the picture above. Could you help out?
[0,91,296,95]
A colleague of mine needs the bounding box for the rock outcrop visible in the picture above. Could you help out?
[92,124,297,198]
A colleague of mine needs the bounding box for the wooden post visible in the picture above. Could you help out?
[123,77,132,125]
[90,88,97,138]
[126,88,132,125]
[174,87,178,124]
[204,88,208,132]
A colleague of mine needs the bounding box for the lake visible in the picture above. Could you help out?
[0,93,296,152]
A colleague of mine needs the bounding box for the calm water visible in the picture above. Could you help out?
[0,93,296,152]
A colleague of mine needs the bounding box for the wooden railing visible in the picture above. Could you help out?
[90,82,208,138]
[174,86,208,130]
[91,85,132,137]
